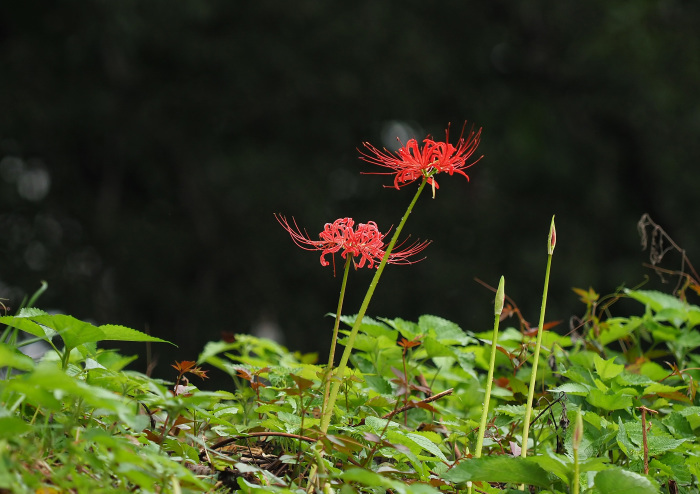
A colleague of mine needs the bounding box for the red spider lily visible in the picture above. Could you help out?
[359,122,483,193]
[275,214,430,270]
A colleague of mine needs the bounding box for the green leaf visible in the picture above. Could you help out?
[495,404,526,417]
[16,307,48,317]
[97,324,173,344]
[528,450,572,483]
[6,362,147,429]
[1,314,173,350]
[380,317,421,339]
[0,417,32,438]
[625,289,688,313]
[441,456,552,487]
[593,354,624,381]
[0,315,52,340]
[0,343,35,371]
[586,388,633,411]
[363,374,391,394]
[198,340,240,363]
[423,336,456,358]
[594,467,659,494]
[339,314,393,338]
[616,418,637,458]
[340,468,440,494]
[549,382,590,395]
[418,315,474,345]
[405,432,448,462]
[642,382,686,396]
[597,317,642,346]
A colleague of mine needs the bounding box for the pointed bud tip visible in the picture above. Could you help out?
[548,215,556,255]
[573,411,583,449]
[495,276,505,315]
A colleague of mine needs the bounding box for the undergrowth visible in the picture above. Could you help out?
[2,274,700,493]
[3,126,700,493]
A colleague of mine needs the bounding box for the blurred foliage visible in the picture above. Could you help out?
[1,1,699,379]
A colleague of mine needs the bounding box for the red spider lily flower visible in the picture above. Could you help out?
[275,214,430,271]
[359,123,483,195]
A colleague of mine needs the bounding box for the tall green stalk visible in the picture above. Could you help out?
[319,179,428,434]
[521,216,556,462]
[572,411,583,494]
[468,276,505,494]
[475,276,505,457]
[321,255,353,417]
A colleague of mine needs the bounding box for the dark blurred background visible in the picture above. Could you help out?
[2,1,699,381]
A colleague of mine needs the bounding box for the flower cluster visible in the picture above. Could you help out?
[359,123,482,193]
[275,215,430,270]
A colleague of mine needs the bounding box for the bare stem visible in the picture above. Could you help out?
[520,216,555,490]
[321,255,353,416]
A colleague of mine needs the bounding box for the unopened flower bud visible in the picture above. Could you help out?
[548,216,556,255]
[573,411,583,451]
[495,276,505,316]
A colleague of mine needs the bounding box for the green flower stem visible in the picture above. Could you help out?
[468,276,505,494]
[572,411,583,494]
[321,255,353,416]
[475,276,505,458]
[319,179,428,434]
[521,216,556,463]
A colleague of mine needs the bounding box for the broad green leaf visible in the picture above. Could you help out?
[363,374,391,394]
[423,336,456,358]
[528,449,572,483]
[593,354,624,381]
[6,362,147,430]
[622,420,688,455]
[380,316,421,339]
[642,382,686,396]
[661,412,694,439]
[0,343,35,371]
[277,411,303,433]
[405,432,448,462]
[0,315,51,340]
[597,317,642,346]
[441,456,552,487]
[625,289,688,313]
[495,404,526,417]
[594,467,659,494]
[2,314,172,350]
[340,468,440,494]
[339,314,393,337]
[649,452,693,484]
[16,307,49,317]
[364,416,399,433]
[674,329,700,350]
[418,315,474,345]
[31,315,103,349]
[97,324,172,344]
[549,382,590,395]
[677,405,700,417]
[561,365,594,385]
[639,361,668,381]
[0,417,32,438]
[616,418,637,458]
[614,371,654,386]
[586,389,632,411]
[198,340,240,362]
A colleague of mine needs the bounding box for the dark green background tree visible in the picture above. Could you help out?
[1,1,698,377]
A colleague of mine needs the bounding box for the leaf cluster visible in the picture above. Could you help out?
[3,286,700,492]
